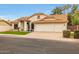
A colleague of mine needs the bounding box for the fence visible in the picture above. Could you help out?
[67,25,79,31]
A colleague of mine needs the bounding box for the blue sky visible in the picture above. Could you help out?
[0,4,68,20]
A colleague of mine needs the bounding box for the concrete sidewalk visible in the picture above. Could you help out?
[0,34,25,38]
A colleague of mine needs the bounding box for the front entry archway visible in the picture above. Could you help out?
[14,24,18,29]
[27,21,30,31]
[31,23,34,31]
[27,21,34,32]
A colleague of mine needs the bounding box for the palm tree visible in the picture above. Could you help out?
[61,5,71,14]
[71,4,78,14]
[51,4,71,14]
[52,4,78,14]
[51,7,62,14]
[67,13,72,26]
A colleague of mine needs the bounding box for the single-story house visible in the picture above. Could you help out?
[12,13,68,32]
[0,19,12,32]
[33,14,68,32]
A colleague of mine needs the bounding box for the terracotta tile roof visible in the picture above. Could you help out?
[28,13,48,19]
[12,16,30,24]
[16,16,30,22]
[11,20,18,24]
[33,14,68,24]
[13,13,47,23]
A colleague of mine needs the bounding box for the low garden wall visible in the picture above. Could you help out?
[0,26,12,32]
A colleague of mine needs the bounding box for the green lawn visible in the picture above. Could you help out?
[0,31,30,35]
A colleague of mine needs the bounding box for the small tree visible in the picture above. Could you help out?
[67,13,72,26]
[67,4,78,26]
[71,13,79,30]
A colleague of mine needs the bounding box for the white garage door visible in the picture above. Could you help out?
[34,24,54,31]
[34,24,66,32]
[54,24,65,32]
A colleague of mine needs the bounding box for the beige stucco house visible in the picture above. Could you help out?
[33,14,68,32]
[12,13,68,32]
[0,19,12,32]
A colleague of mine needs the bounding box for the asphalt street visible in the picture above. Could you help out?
[0,36,79,54]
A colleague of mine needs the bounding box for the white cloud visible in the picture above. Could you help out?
[0,15,19,20]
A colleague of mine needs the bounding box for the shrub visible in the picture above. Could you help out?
[70,32,74,38]
[63,30,71,38]
[74,31,79,39]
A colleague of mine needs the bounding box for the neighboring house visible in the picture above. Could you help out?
[11,20,19,30]
[0,19,12,32]
[12,13,68,32]
[33,14,68,32]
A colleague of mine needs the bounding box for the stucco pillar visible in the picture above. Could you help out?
[29,22,32,31]
[12,23,14,30]
[18,22,21,31]
[24,21,27,31]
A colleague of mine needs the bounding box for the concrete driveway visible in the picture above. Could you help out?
[25,32,78,42]
[26,32,62,39]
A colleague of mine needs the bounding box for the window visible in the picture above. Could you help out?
[37,15,40,19]
[64,24,65,26]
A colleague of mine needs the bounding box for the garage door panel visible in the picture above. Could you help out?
[34,24,52,31]
[34,24,66,32]
[54,24,65,32]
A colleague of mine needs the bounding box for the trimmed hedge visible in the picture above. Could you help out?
[74,31,79,39]
[63,30,71,38]
[63,30,79,39]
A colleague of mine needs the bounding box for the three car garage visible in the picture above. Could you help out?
[34,23,67,32]
[33,14,68,32]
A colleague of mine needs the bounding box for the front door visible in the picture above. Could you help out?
[14,24,18,29]
[27,21,30,31]
[31,23,34,31]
